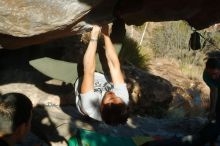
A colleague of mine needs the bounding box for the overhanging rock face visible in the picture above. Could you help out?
[118,0,220,30]
[1,0,220,49]
[0,0,118,49]
[0,0,99,37]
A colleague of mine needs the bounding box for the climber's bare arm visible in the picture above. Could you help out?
[81,26,101,93]
[101,25,124,85]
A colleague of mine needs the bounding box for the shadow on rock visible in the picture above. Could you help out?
[32,104,68,146]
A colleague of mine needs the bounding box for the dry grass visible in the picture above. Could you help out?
[179,62,204,80]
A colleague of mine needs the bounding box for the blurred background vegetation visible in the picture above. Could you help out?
[123,21,220,80]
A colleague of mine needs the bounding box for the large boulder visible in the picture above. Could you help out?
[0,0,118,49]
[1,0,220,49]
[0,0,100,37]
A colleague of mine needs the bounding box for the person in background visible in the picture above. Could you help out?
[0,93,33,146]
[75,24,129,126]
[202,51,220,145]
[203,52,220,121]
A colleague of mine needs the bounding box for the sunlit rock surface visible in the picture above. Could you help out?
[0,0,100,37]
[1,0,220,49]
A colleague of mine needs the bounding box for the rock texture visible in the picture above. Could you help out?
[124,64,173,117]
[149,58,210,117]
[1,0,220,49]
[0,0,99,37]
